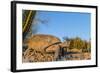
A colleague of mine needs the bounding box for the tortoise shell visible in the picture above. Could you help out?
[23,34,61,52]
[23,34,61,62]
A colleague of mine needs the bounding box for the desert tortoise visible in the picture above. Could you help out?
[23,34,68,62]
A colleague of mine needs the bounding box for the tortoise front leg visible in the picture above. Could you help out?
[54,45,61,61]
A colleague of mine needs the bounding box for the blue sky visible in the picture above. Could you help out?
[32,11,91,41]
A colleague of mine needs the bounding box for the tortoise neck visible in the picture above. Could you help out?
[44,42,62,52]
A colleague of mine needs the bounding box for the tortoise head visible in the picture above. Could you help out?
[59,41,69,48]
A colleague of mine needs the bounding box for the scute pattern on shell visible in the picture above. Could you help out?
[23,34,61,62]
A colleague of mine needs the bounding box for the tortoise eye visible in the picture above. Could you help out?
[23,45,28,52]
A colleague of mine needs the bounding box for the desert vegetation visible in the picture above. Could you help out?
[63,37,91,60]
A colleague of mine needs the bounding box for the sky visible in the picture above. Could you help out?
[32,10,91,41]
